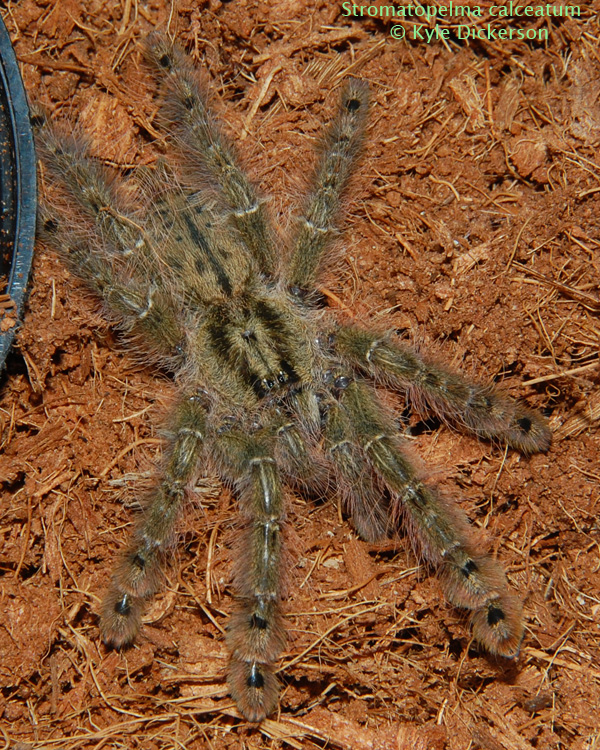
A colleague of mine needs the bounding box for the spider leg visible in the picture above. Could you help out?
[146,34,276,273]
[287,80,369,294]
[214,430,286,722]
[272,415,326,491]
[38,122,153,262]
[333,378,524,657]
[334,325,551,454]
[37,126,185,364]
[324,398,392,542]
[101,393,207,646]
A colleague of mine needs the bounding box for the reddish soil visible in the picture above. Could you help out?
[1,2,599,749]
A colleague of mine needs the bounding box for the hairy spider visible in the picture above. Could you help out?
[36,34,551,722]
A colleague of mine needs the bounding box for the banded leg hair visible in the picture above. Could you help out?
[145,34,276,273]
[215,430,287,722]
[102,394,207,646]
[287,79,369,295]
[327,378,524,656]
[324,395,392,544]
[335,325,552,454]
[37,122,186,366]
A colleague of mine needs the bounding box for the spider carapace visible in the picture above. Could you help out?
[37,33,551,721]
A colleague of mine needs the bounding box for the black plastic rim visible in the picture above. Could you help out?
[0,13,37,372]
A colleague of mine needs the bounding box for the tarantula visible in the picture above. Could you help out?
[37,34,551,722]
